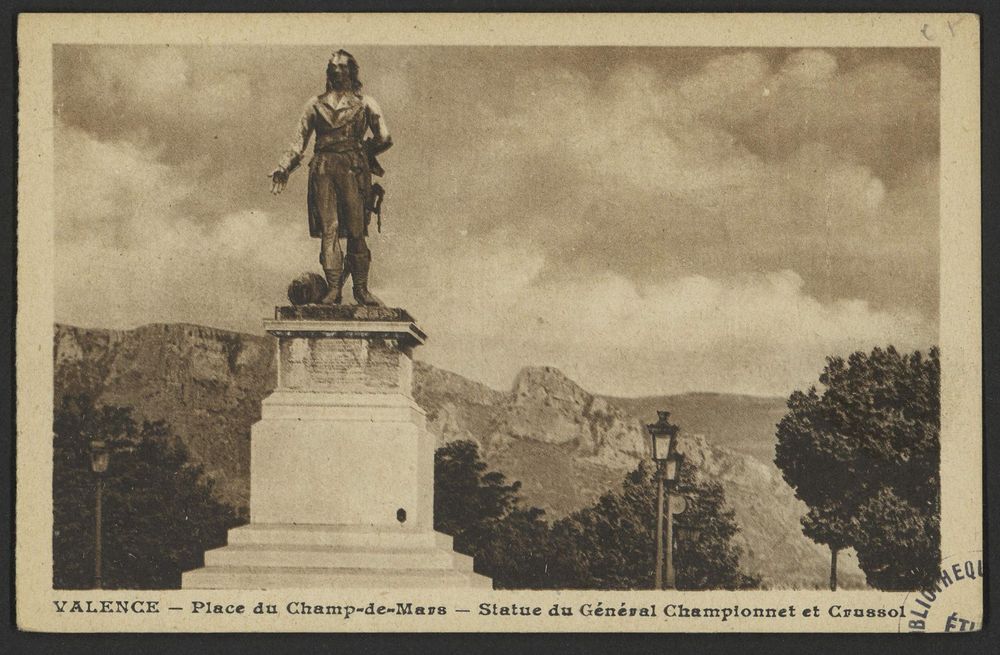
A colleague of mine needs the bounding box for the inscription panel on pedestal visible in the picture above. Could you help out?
[279,336,411,394]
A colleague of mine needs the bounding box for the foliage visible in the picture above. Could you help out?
[54,399,762,590]
[434,440,551,588]
[670,465,760,590]
[547,461,758,590]
[435,440,758,590]
[774,346,940,590]
[53,394,242,589]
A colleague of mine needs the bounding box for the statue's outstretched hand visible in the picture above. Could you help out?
[270,168,288,195]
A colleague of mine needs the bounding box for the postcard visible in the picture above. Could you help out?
[15,12,982,632]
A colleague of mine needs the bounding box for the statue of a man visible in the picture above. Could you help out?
[270,50,393,305]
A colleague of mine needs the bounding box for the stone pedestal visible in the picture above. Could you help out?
[182,305,491,589]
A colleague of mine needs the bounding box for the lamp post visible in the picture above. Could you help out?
[662,451,684,589]
[655,464,665,590]
[89,439,110,589]
[647,411,683,590]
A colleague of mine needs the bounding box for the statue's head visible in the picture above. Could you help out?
[326,49,362,92]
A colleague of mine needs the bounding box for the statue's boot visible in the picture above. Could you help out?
[319,256,346,304]
[348,250,383,306]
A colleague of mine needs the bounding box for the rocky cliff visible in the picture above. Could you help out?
[415,360,864,588]
[55,323,274,506]
[53,322,864,588]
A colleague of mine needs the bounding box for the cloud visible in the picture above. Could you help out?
[55,125,315,329]
[716,51,939,176]
[59,205,318,332]
[55,46,254,146]
[52,46,940,396]
[383,239,934,397]
[53,123,932,397]
[411,51,938,320]
[778,49,839,85]
[54,122,200,244]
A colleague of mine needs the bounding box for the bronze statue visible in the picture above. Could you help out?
[270,50,393,305]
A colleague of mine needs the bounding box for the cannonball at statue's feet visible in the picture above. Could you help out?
[287,272,328,306]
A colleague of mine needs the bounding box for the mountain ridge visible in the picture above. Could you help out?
[52,321,864,589]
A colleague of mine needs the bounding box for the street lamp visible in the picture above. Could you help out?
[663,451,684,484]
[89,439,110,589]
[647,411,684,590]
[662,451,685,589]
[649,412,676,462]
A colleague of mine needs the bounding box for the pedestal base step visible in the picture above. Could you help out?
[182,524,492,590]
[183,565,492,590]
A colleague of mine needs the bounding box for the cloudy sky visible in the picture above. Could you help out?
[53,45,939,397]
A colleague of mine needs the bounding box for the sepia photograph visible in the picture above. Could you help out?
[15,13,982,633]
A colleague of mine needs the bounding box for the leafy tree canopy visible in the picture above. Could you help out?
[53,395,242,589]
[546,461,758,590]
[774,346,940,590]
[435,440,758,590]
[434,440,550,589]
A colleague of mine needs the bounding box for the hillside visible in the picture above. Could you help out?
[52,322,864,589]
[55,323,274,506]
[608,393,789,463]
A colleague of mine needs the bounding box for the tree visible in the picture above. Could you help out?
[799,502,854,591]
[774,346,940,590]
[434,440,550,589]
[434,440,758,590]
[53,395,242,589]
[547,461,759,590]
